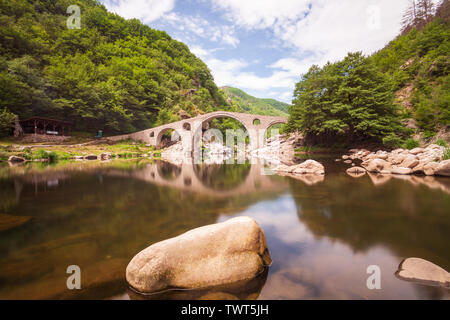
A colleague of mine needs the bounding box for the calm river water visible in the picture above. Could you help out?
[0,156,449,300]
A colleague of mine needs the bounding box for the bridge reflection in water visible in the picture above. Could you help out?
[106,158,288,198]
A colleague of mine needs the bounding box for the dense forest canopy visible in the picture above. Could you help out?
[288,0,449,147]
[0,0,231,135]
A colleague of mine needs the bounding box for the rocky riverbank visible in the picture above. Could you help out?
[251,132,304,164]
[1,140,158,164]
[341,144,449,177]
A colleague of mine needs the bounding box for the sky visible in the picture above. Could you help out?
[99,0,415,103]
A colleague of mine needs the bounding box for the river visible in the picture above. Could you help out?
[0,156,449,300]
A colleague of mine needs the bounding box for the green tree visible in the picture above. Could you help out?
[288,52,406,145]
[0,108,16,137]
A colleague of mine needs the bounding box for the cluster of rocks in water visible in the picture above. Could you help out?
[251,132,303,164]
[341,144,449,177]
[275,160,325,175]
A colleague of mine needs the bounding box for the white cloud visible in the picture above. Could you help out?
[163,12,240,47]
[276,1,411,60]
[207,0,414,101]
[101,0,175,23]
[211,0,410,60]
[209,0,413,62]
[210,0,311,30]
[190,46,211,57]
[190,45,297,102]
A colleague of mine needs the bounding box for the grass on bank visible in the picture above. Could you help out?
[0,139,162,162]
[294,144,350,154]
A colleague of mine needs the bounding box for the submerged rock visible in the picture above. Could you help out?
[346,167,366,177]
[362,159,392,173]
[126,217,272,294]
[396,258,450,288]
[84,155,98,160]
[8,156,25,163]
[276,160,325,175]
[391,166,412,175]
[277,160,325,176]
[100,153,112,161]
[292,160,325,175]
[0,214,31,232]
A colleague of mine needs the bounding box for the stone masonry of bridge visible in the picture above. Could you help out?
[106,111,288,152]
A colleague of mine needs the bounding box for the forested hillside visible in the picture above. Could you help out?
[221,87,289,117]
[0,0,229,135]
[288,0,449,147]
[372,0,449,135]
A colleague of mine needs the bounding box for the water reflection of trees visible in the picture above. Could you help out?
[0,180,19,212]
[288,174,450,270]
[0,161,281,299]
[195,163,251,191]
[157,161,182,180]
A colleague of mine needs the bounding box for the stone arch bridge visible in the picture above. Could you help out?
[106,111,287,151]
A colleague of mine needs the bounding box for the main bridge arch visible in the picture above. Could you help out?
[106,111,288,151]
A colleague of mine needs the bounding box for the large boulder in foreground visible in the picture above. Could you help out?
[126,217,272,294]
[396,258,449,288]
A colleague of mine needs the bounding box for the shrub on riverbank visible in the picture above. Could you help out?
[0,108,16,137]
[295,144,349,153]
[403,138,421,150]
[444,148,450,160]
[436,138,448,148]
